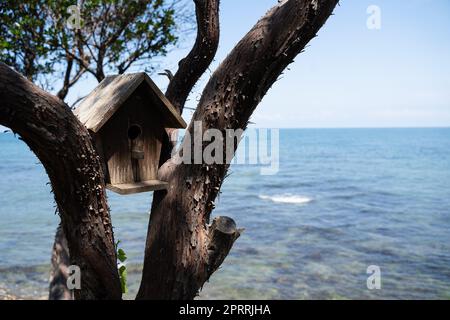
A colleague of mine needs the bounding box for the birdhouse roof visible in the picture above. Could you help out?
[74,73,186,133]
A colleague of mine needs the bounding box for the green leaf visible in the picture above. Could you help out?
[119,265,128,294]
[117,248,127,262]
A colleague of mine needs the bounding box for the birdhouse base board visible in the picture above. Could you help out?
[107,180,168,195]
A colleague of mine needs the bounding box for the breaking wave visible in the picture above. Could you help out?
[258,194,312,205]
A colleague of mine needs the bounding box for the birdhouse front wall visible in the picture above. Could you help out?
[97,92,164,187]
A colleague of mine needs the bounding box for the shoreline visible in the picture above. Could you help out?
[0,287,47,300]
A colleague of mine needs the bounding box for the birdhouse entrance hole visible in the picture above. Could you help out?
[128,124,142,140]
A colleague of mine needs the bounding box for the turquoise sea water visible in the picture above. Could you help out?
[0,128,449,299]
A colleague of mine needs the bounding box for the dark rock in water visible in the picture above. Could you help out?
[273,276,291,285]
[304,251,323,261]
[240,247,259,255]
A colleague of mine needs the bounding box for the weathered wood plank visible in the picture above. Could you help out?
[99,102,134,185]
[74,73,186,132]
[74,74,144,132]
[106,180,168,195]
[142,74,187,128]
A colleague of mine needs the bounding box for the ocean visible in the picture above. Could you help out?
[0,128,449,299]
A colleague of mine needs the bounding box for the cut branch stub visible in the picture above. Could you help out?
[207,216,242,277]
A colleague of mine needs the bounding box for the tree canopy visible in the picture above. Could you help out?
[0,0,183,99]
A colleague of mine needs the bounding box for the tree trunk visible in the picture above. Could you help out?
[0,63,121,299]
[49,224,73,300]
[137,0,339,299]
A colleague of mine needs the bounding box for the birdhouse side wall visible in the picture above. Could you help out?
[98,93,164,186]
[100,116,134,185]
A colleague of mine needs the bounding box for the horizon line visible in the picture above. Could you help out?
[1,125,450,133]
[245,125,450,130]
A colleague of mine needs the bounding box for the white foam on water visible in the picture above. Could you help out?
[258,194,312,205]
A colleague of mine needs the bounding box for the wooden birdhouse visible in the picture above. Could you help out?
[74,73,186,195]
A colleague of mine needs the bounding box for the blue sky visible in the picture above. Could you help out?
[4,0,450,130]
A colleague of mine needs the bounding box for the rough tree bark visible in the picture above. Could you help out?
[137,0,339,299]
[0,63,121,299]
[0,0,338,300]
[166,0,220,114]
[49,224,73,300]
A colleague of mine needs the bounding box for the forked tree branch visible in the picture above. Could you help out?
[138,0,339,300]
[0,63,121,300]
[57,55,87,101]
[159,0,221,165]
[57,55,74,100]
[165,0,220,114]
